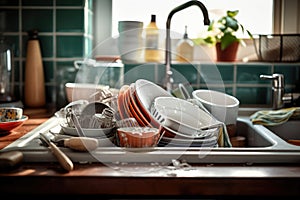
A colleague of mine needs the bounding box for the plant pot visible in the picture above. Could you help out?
[216,41,239,62]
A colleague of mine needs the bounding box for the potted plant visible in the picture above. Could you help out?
[203,10,253,61]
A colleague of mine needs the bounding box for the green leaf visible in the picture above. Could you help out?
[220,33,238,50]
[225,16,238,31]
[247,30,253,38]
[227,10,239,18]
[193,38,202,45]
[207,20,215,31]
[203,36,216,44]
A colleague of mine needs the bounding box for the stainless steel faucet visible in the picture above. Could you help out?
[165,0,210,93]
[260,73,285,110]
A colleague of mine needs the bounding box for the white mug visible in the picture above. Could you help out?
[192,89,239,137]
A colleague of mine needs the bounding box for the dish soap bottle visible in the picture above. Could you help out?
[144,14,161,62]
[24,30,46,108]
[176,26,194,63]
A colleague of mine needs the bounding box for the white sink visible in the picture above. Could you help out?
[265,120,300,146]
[2,116,300,164]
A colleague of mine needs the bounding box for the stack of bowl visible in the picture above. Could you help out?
[151,96,221,147]
[116,79,222,148]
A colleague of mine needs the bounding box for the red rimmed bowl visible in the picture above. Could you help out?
[0,115,28,134]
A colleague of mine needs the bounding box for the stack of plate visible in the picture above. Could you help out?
[152,96,221,147]
[117,79,172,128]
[117,79,221,147]
[54,124,116,147]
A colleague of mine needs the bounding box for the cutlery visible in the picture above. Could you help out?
[40,132,74,172]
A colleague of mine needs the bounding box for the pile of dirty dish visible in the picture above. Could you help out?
[57,79,227,149]
[117,79,223,148]
[55,99,117,147]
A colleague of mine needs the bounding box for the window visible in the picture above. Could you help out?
[112,0,273,39]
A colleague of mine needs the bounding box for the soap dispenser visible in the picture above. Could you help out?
[176,26,194,63]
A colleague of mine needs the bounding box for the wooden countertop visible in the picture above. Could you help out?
[1,108,300,198]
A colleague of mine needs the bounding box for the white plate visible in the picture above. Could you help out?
[60,123,113,137]
[50,125,116,147]
[152,96,221,136]
[160,122,219,139]
[134,79,172,127]
[159,135,218,147]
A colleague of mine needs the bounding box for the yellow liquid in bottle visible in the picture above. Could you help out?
[144,15,161,62]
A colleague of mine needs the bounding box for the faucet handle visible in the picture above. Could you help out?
[260,73,284,88]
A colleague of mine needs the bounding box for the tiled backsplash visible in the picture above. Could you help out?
[0,0,93,109]
[124,62,300,107]
[1,0,299,110]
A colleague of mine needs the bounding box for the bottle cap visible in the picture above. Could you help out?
[184,25,188,39]
[28,29,39,39]
[151,14,156,22]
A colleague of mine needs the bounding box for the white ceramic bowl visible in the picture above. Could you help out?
[65,83,119,103]
[192,89,239,127]
[60,123,113,138]
[152,96,221,137]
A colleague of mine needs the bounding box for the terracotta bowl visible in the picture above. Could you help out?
[117,127,160,148]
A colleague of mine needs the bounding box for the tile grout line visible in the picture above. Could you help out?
[233,63,237,96]
[18,0,23,98]
[52,0,57,104]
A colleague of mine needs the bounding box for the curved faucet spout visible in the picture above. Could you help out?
[165,0,210,93]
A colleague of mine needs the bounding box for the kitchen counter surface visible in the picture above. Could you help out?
[1,109,300,199]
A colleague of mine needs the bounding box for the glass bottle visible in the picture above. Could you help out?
[0,34,15,102]
[144,14,161,62]
[176,26,194,63]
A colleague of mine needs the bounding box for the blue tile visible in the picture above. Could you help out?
[199,63,234,84]
[124,63,156,84]
[56,0,85,6]
[22,9,53,32]
[12,60,19,80]
[171,64,198,84]
[22,35,52,58]
[236,64,272,84]
[0,0,18,6]
[43,61,54,82]
[56,36,84,57]
[39,36,53,58]
[274,64,300,85]
[1,9,19,32]
[236,87,271,105]
[22,0,53,6]
[56,9,84,32]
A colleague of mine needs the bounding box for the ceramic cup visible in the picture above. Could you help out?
[192,89,240,137]
[0,107,23,122]
[118,21,144,64]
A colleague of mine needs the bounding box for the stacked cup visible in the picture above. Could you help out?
[118,21,143,64]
